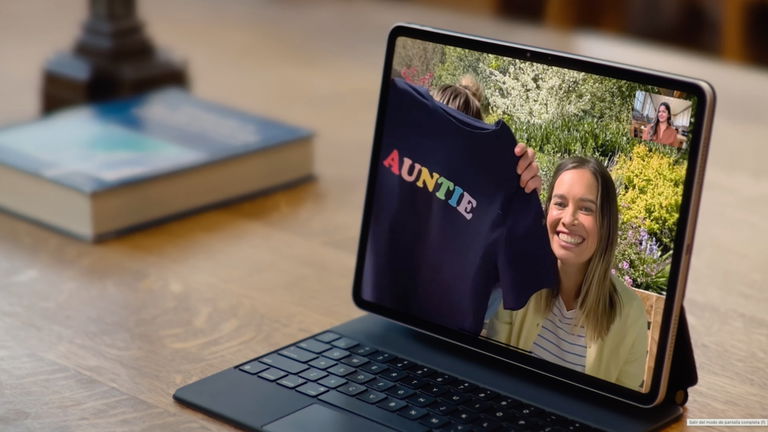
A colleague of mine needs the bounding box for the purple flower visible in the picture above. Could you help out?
[621,261,630,270]
[611,268,617,275]
[623,275,634,287]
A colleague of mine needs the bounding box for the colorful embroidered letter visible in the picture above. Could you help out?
[434,177,454,200]
[447,186,464,208]
[383,149,400,175]
[457,192,477,220]
[416,167,440,192]
[401,158,421,182]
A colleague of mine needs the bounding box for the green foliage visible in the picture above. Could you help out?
[432,46,490,88]
[482,58,643,127]
[392,37,444,82]
[611,145,686,249]
[493,115,637,194]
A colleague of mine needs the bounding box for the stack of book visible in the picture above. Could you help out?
[0,88,313,241]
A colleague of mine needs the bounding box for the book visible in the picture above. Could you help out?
[0,87,313,241]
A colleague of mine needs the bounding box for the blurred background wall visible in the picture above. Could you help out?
[411,0,768,68]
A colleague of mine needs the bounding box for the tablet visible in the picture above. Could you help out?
[353,23,714,407]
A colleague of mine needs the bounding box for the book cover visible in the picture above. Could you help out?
[0,87,313,241]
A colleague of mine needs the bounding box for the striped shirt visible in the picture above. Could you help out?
[531,296,587,372]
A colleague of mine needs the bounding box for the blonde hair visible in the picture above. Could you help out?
[458,75,484,106]
[432,75,484,120]
[539,156,621,344]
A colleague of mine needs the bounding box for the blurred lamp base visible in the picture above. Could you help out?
[42,50,187,113]
[41,0,188,114]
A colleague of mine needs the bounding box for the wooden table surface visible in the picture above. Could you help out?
[1,1,766,431]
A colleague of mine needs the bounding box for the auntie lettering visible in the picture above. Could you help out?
[382,149,477,220]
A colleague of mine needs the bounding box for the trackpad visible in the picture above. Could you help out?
[263,404,397,432]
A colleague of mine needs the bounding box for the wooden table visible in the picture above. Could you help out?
[1,1,766,430]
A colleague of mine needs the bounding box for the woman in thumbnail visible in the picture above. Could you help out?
[643,102,678,146]
[487,156,648,390]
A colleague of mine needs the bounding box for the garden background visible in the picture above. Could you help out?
[393,37,697,295]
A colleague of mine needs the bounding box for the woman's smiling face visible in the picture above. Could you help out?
[547,168,600,268]
[657,104,669,123]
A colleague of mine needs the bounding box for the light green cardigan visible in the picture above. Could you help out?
[487,277,649,390]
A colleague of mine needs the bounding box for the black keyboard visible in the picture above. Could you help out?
[236,331,601,432]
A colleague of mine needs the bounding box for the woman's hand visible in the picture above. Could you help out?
[515,142,541,194]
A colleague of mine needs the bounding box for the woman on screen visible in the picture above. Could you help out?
[487,156,648,390]
[643,102,677,146]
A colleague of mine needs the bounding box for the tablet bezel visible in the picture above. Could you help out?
[352,23,714,407]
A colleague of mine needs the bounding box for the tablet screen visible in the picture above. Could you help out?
[354,25,712,406]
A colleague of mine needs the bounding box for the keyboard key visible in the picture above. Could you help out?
[430,374,456,385]
[259,354,309,374]
[381,369,408,382]
[340,355,369,367]
[391,358,416,370]
[406,393,435,407]
[560,420,591,431]
[439,424,475,432]
[493,398,522,411]
[360,362,388,374]
[370,352,396,363]
[542,412,567,425]
[444,392,472,404]
[543,427,570,432]
[277,375,306,389]
[350,345,377,356]
[518,405,541,417]
[485,409,513,422]
[422,384,448,396]
[331,337,359,349]
[466,401,492,413]
[337,383,367,396]
[327,364,355,377]
[451,408,479,424]
[299,368,328,381]
[377,398,408,412]
[420,414,450,428]
[411,366,435,378]
[348,371,375,384]
[238,361,269,375]
[357,390,388,404]
[429,401,457,416]
[297,339,333,354]
[296,383,329,397]
[386,385,415,399]
[314,332,340,343]
[452,381,477,393]
[279,346,318,363]
[473,417,501,431]
[317,375,347,389]
[367,379,395,392]
[258,368,287,381]
[322,348,350,360]
[510,418,540,430]
[399,405,428,420]
[308,357,336,370]
[474,389,497,401]
[401,376,426,389]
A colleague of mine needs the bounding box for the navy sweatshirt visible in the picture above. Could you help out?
[361,78,558,335]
